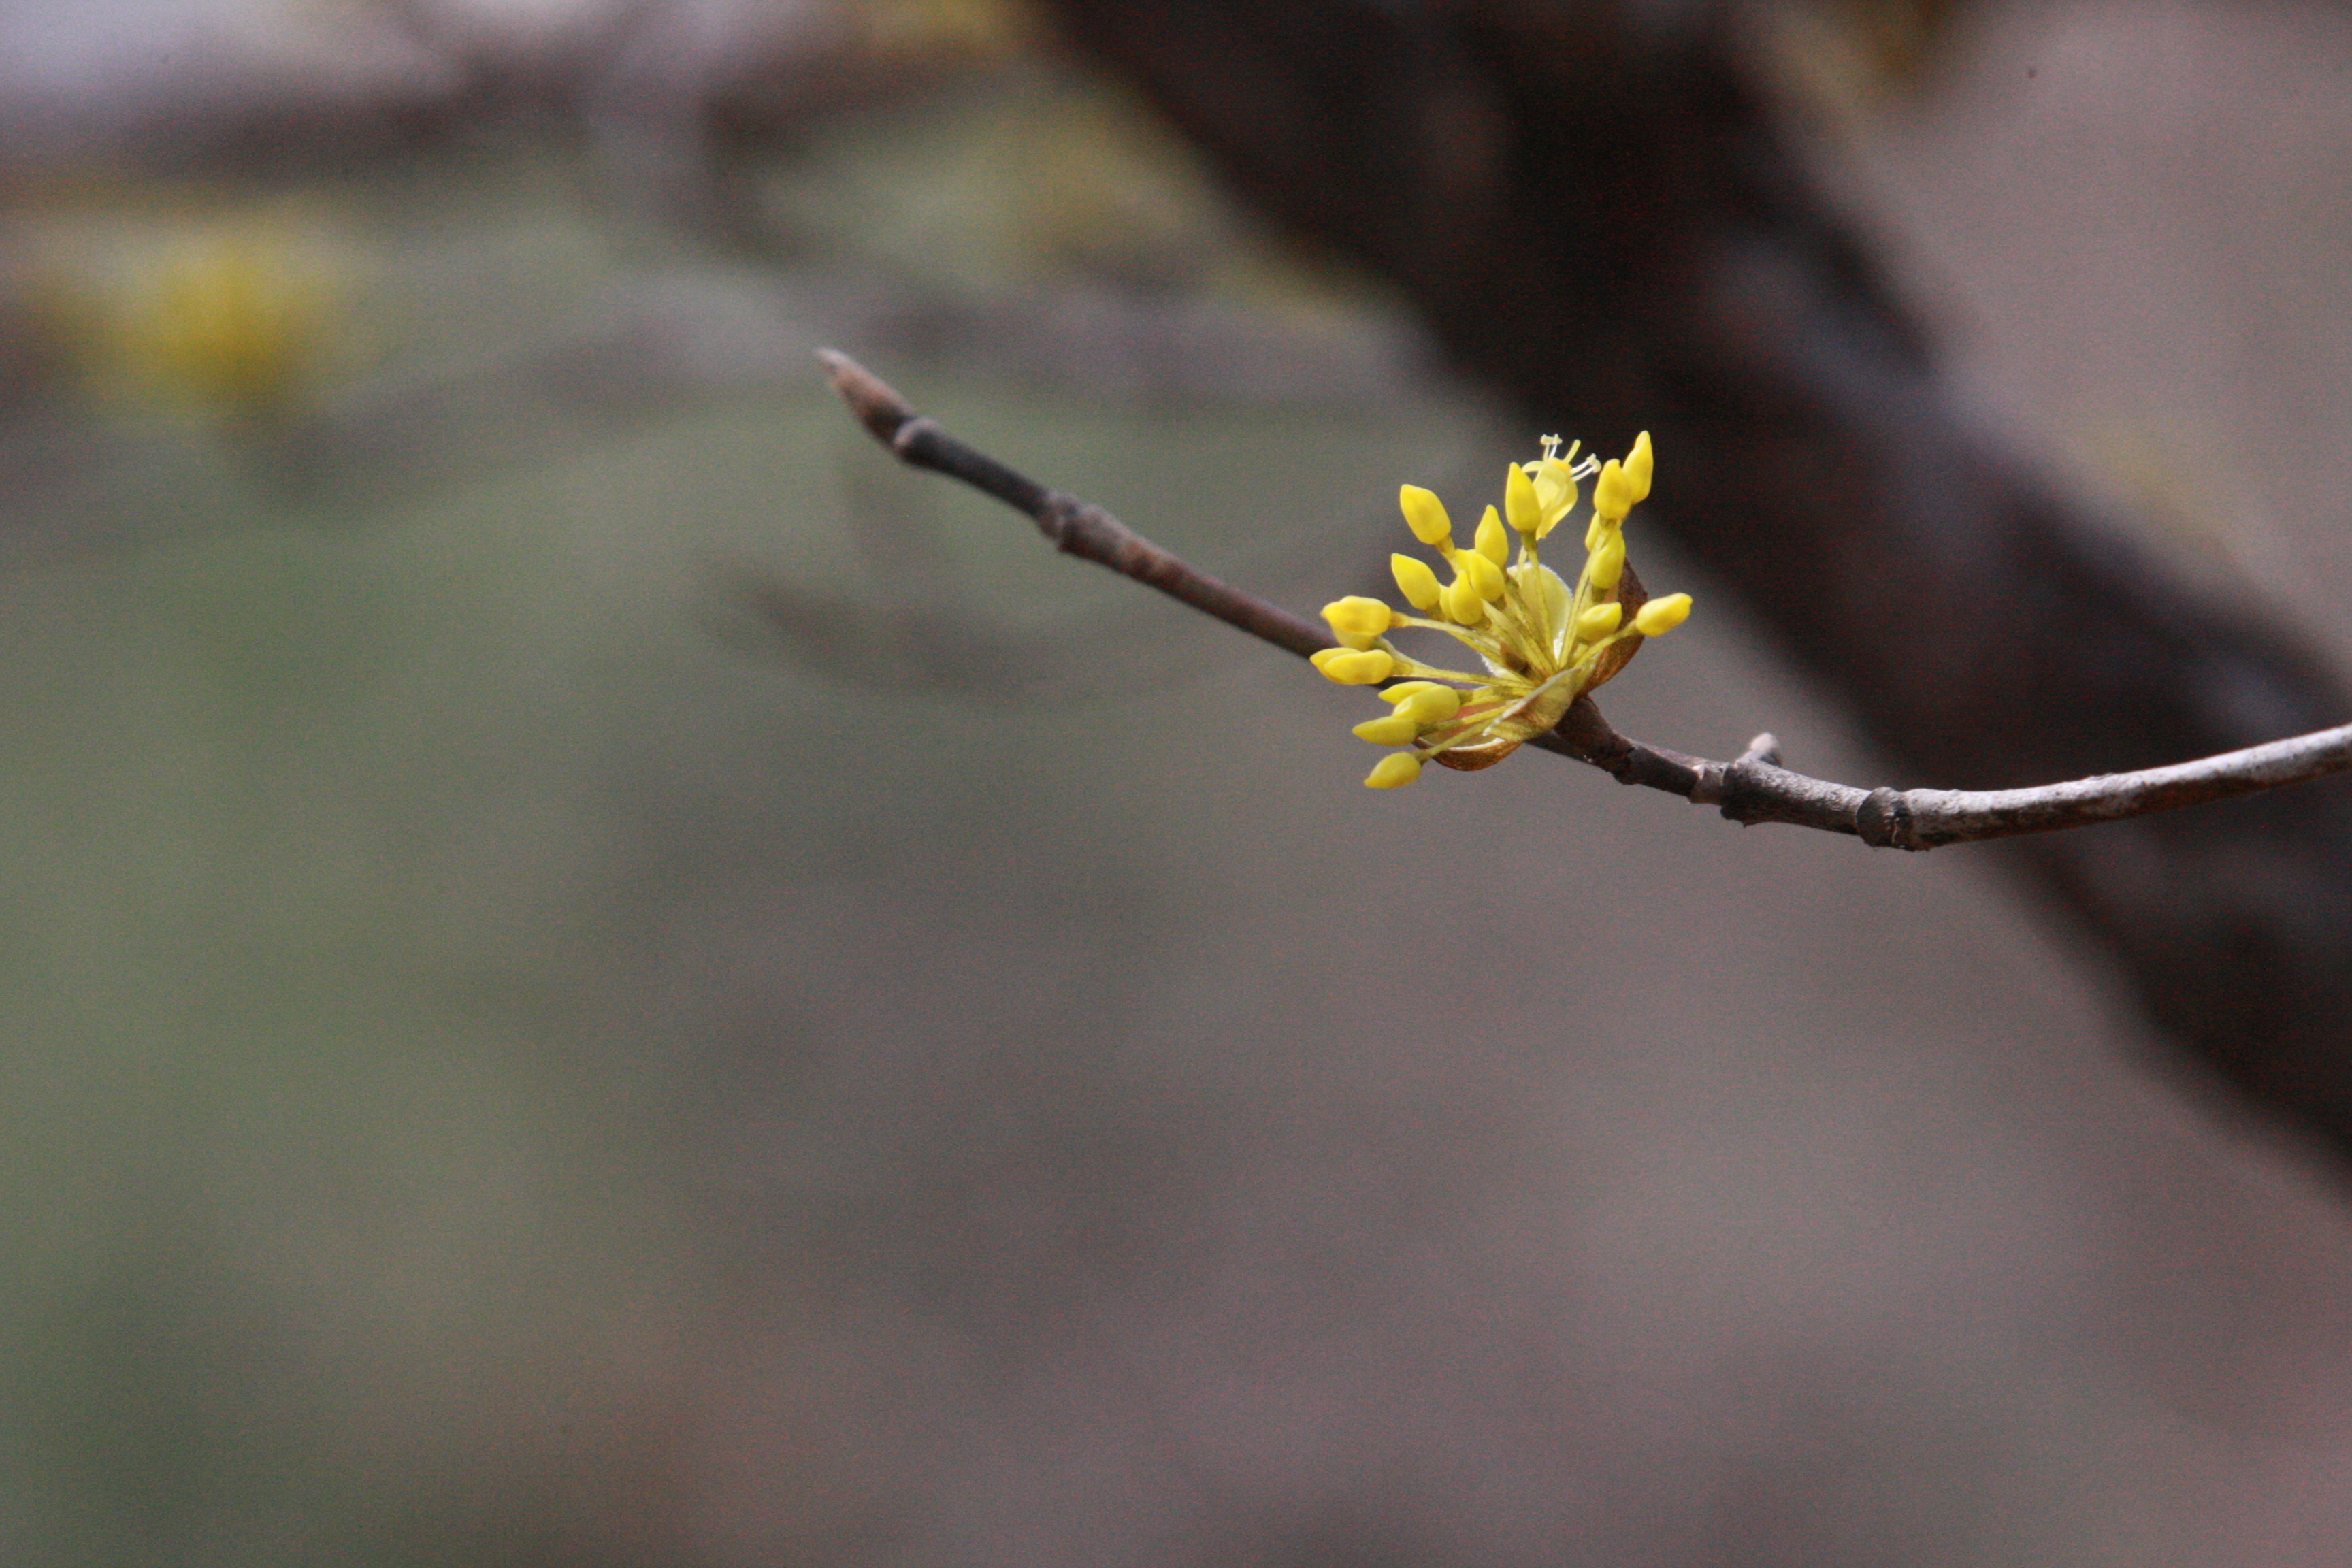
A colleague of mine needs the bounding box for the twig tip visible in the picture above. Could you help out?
[817,348,916,445]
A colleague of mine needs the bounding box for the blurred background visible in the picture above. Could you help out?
[5,1,2352,1564]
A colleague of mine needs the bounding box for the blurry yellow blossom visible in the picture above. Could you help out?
[1315,432,1692,789]
[96,218,340,423]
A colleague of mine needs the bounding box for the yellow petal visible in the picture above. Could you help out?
[1460,551,1506,602]
[1475,504,1511,566]
[1533,460,1577,531]
[1365,752,1423,789]
[1623,431,1654,499]
[1632,591,1692,636]
[1352,713,1421,746]
[1310,647,1395,685]
[1399,485,1453,548]
[1389,553,1441,612]
[1441,574,1486,625]
[1503,464,1541,536]
[1573,602,1622,642]
[1321,595,1394,649]
[1593,458,1639,522]
[1586,530,1625,592]
[1395,685,1463,726]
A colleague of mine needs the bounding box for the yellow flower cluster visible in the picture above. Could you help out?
[99,221,338,423]
[1311,433,1692,789]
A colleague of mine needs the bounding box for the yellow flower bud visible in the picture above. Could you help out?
[1441,574,1486,625]
[1311,647,1395,685]
[1380,680,1440,706]
[1389,553,1441,612]
[1475,504,1511,566]
[1460,550,1505,602]
[1573,602,1622,642]
[1399,485,1452,548]
[1352,713,1421,746]
[1586,530,1625,592]
[1632,591,1692,636]
[1624,431,1653,497]
[1395,685,1463,726]
[1321,595,1394,650]
[1503,464,1541,536]
[1593,458,1639,522]
[1365,752,1423,789]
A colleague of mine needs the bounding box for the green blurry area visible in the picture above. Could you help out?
[0,314,2152,1567]
[0,339,1501,1556]
[0,103,1509,1537]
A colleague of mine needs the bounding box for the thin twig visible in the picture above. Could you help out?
[817,351,2352,850]
[820,350,1329,659]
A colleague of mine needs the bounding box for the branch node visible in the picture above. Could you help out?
[1717,759,1769,824]
[1054,497,1139,561]
[1037,492,1085,549]
[892,414,945,461]
[1855,787,1921,851]
[1550,696,1639,785]
[1737,732,1782,768]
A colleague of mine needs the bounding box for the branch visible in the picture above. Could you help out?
[1025,0,2352,1164]
[819,351,2352,851]
[819,350,1330,661]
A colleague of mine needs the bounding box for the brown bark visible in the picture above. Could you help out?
[1038,0,2352,1162]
